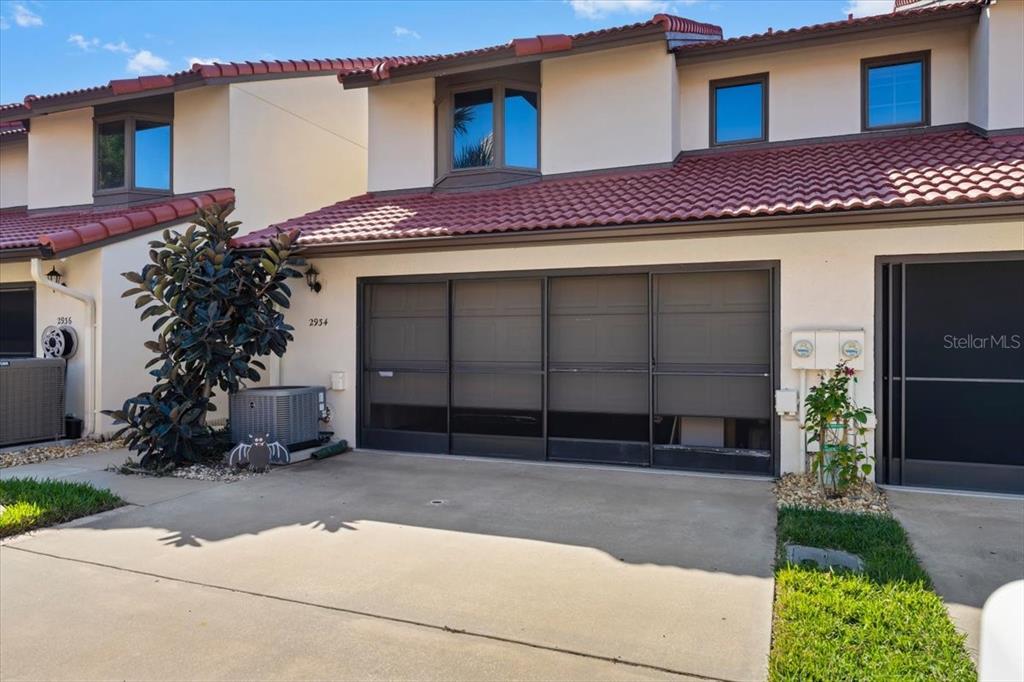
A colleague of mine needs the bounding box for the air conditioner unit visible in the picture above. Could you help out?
[0,358,66,446]
[229,386,326,449]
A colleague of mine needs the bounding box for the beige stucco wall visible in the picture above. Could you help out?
[173,86,231,197]
[227,75,369,233]
[679,25,972,150]
[0,139,28,208]
[276,217,1024,475]
[27,108,93,208]
[973,0,1024,130]
[543,42,677,174]
[367,79,435,192]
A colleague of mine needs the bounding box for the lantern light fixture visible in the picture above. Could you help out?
[46,266,65,287]
[305,264,322,294]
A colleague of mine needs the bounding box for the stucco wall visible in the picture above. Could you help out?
[228,76,369,233]
[543,42,677,174]
[679,25,972,150]
[277,218,1024,475]
[173,86,231,197]
[367,79,435,192]
[27,108,93,208]
[978,0,1024,130]
[0,139,28,208]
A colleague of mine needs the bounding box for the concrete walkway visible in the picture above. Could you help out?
[1,451,777,681]
[0,449,219,505]
[889,487,1024,660]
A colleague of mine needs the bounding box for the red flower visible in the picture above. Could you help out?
[844,366,855,376]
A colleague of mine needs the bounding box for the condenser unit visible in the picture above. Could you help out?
[229,386,326,449]
[0,358,66,446]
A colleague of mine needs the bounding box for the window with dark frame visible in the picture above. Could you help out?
[447,82,539,175]
[0,284,35,357]
[862,51,929,131]
[95,116,172,195]
[710,73,768,146]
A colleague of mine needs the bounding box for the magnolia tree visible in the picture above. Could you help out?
[104,205,304,469]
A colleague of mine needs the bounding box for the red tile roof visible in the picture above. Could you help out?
[235,130,1024,249]
[0,119,27,138]
[674,0,984,56]
[1,57,419,120]
[0,189,234,254]
[345,14,722,84]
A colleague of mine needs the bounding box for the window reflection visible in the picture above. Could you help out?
[97,121,126,189]
[867,61,923,128]
[453,89,494,169]
[134,120,171,190]
[504,89,538,168]
[714,82,763,144]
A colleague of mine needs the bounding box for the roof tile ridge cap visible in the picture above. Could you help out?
[652,13,723,36]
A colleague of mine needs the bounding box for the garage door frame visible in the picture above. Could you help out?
[357,260,781,476]
[875,251,1024,493]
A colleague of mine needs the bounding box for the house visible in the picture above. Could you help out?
[0,57,402,436]
[236,0,1024,493]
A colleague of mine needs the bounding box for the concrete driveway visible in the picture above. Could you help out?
[1,451,777,681]
[889,488,1024,660]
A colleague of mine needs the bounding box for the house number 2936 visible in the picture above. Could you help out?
[309,318,328,327]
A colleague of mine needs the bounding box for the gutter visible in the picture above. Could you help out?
[30,258,98,438]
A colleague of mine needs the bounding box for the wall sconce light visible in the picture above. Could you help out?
[46,265,66,287]
[305,264,322,294]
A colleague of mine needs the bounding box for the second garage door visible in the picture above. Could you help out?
[360,265,776,475]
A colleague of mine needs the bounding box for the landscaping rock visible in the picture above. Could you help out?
[109,460,266,483]
[775,472,890,515]
[0,439,125,469]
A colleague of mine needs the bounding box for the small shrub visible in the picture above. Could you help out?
[802,362,872,497]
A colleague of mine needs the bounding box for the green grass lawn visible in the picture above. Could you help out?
[769,507,975,682]
[0,478,124,538]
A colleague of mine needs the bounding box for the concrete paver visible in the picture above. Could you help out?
[889,487,1024,660]
[2,451,778,681]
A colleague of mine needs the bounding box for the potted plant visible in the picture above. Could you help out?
[801,361,872,497]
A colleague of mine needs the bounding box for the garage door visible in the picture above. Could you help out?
[361,265,776,474]
[880,256,1024,493]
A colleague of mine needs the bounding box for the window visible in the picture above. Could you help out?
[446,81,539,176]
[95,116,172,194]
[0,284,35,357]
[862,51,929,130]
[710,73,768,146]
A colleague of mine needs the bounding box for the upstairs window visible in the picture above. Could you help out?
[710,73,768,146]
[447,82,539,174]
[862,52,929,130]
[95,116,172,194]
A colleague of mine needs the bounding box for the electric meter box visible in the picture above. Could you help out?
[790,329,865,371]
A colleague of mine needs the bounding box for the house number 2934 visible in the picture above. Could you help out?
[309,318,328,327]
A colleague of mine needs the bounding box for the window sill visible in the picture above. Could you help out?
[435,167,540,192]
[92,189,173,207]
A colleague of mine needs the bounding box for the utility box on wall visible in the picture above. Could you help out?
[790,329,865,370]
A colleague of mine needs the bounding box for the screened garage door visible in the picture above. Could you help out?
[881,256,1024,493]
[361,265,776,474]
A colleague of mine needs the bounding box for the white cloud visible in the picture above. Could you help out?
[127,49,170,74]
[187,56,222,67]
[843,0,893,17]
[12,3,42,27]
[393,25,421,39]
[103,40,133,54]
[567,0,668,19]
[68,34,99,51]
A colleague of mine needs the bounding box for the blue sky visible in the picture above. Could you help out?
[0,0,894,104]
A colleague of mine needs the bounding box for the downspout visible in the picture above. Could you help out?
[31,258,97,438]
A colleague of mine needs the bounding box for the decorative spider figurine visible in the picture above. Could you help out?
[228,434,290,472]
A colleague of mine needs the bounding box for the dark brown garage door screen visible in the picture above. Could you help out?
[359,264,778,475]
